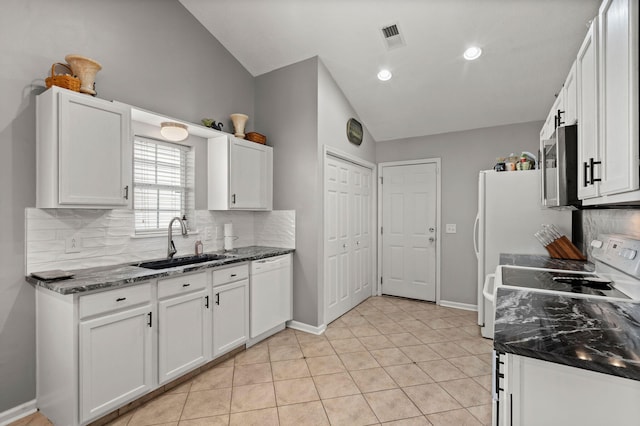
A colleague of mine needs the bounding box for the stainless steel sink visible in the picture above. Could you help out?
[134,254,228,270]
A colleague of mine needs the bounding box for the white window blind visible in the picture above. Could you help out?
[133,137,194,233]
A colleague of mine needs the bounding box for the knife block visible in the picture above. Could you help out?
[545,236,587,261]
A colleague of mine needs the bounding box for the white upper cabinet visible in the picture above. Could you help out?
[37,86,132,209]
[208,136,273,210]
[577,0,639,204]
[595,0,639,198]
[562,61,578,126]
[577,18,600,200]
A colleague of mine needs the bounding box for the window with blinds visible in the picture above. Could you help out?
[133,137,194,234]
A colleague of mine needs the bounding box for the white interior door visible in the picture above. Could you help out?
[381,162,438,301]
[351,166,372,307]
[325,155,374,323]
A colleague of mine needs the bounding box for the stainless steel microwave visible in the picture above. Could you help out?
[541,124,581,208]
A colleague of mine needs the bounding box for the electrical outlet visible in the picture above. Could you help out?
[65,236,82,253]
[205,227,213,241]
[445,224,457,234]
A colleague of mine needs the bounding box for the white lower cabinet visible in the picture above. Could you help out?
[35,257,295,425]
[79,304,154,423]
[213,279,249,356]
[499,353,640,426]
[212,264,249,357]
[157,272,211,385]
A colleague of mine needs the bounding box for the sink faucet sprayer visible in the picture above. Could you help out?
[167,216,189,258]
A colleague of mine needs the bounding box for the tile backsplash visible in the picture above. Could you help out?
[574,208,640,259]
[25,209,295,274]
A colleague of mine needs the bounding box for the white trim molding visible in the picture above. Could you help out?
[439,300,478,312]
[287,320,326,335]
[0,399,37,426]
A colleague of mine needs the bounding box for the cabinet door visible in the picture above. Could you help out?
[229,138,272,209]
[79,304,153,423]
[158,289,210,384]
[577,18,600,200]
[562,61,578,126]
[598,0,639,196]
[507,354,640,426]
[213,279,248,357]
[58,90,131,206]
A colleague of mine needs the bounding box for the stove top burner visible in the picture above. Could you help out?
[500,268,631,299]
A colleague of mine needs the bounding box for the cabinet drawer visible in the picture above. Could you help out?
[158,271,207,299]
[213,263,248,286]
[79,283,152,319]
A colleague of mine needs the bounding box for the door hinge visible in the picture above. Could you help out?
[380,176,383,184]
[380,277,383,285]
[380,227,383,235]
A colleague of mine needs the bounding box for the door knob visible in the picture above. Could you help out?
[429,227,435,232]
[343,244,347,248]
[429,237,435,242]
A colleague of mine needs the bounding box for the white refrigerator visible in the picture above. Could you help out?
[474,169,572,338]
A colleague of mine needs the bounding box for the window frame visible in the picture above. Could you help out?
[132,135,194,235]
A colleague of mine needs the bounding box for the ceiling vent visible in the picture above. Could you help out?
[381,23,406,50]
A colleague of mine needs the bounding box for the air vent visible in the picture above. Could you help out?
[381,23,406,50]
[382,24,399,39]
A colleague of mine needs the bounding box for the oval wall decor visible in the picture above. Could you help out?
[346,118,363,145]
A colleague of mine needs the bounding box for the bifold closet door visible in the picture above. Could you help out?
[325,156,373,324]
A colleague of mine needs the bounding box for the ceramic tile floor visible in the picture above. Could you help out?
[17,296,493,426]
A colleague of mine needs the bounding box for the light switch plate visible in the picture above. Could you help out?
[65,236,82,253]
[445,224,457,234]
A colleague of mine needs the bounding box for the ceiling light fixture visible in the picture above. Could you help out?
[377,69,392,81]
[463,46,482,61]
[160,122,189,141]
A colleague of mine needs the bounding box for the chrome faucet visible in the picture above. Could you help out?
[167,216,189,259]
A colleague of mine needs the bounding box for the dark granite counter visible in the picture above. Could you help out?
[499,253,594,272]
[27,246,294,295]
[494,287,640,381]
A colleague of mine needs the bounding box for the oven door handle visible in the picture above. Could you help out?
[483,273,496,303]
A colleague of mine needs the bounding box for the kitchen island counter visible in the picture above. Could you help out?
[26,246,294,295]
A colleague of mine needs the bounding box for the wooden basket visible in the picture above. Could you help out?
[45,63,80,92]
[245,132,267,144]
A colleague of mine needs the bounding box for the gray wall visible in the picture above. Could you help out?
[376,121,542,305]
[256,57,377,327]
[0,0,254,412]
[317,61,376,162]
[255,58,320,326]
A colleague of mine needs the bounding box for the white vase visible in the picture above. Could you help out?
[230,113,249,138]
[65,54,102,95]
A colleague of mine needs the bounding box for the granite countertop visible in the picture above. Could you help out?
[499,253,594,272]
[494,287,640,381]
[26,246,295,295]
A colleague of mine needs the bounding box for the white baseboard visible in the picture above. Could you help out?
[0,399,37,426]
[287,320,326,335]
[439,300,477,312]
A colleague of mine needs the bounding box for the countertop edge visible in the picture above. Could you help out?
[27,246,295,295]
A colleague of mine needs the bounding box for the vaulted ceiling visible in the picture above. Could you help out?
[180,0,601,141]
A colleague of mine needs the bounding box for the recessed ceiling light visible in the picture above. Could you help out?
[463,46,482,61]
[377,69,392,81]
